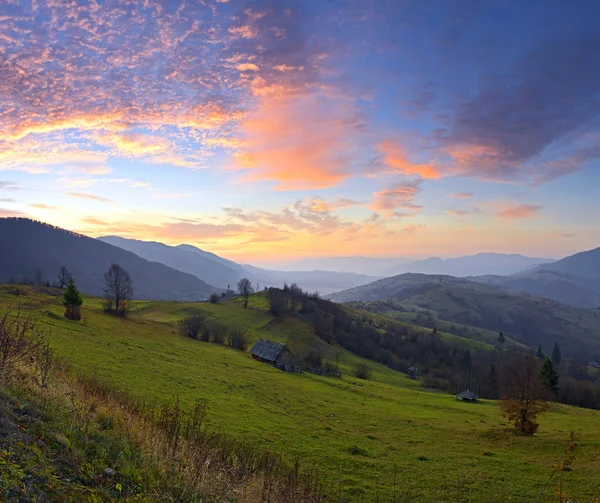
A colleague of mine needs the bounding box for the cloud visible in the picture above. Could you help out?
[0,198,15,203]
[0,181,20,191]
[450,192,474,199]
[0,207,25,217]
[65,192,112,203]
[30,204,59,210]
[497,204,542,219]
[377,141,441,179]
[446,208,481,218]
[370,181,422,216]
[433,31,600,184]
[237,63,260,72]
[233,95,366,189]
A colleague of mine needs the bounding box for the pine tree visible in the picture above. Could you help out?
[62,277,83,320]
[540,357,559,395]
[552,341,562,366]
[497,331,506,344]
[536,344,544,359]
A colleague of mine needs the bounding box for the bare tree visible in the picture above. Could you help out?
[237,277,254,308]
[103,263,134,315]
[57,266,71,289]
[33,268,44,286]
[500,356,550,435]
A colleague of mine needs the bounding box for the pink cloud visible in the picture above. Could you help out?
[497,204,543,219]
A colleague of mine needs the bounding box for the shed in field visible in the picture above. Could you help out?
[250,338,289,365]
[457,389,479,403]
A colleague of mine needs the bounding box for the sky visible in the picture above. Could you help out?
[1,0,600,266]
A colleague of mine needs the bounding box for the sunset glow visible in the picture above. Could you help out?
[2,0,599,265]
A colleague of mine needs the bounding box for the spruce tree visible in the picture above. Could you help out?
[62,277,83,320]
[537,344,544,359]
[551,341,562,366]
[541,357,559,395]
[497,331,506,344]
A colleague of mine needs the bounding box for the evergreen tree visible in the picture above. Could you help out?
[497,331,506,344]
[540,357,559,395]
[536,344,544,359]
[62,277,83,320]
[552,341,562,366]
[62,277,83,307]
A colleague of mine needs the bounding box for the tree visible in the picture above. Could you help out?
[56,266,71,289]
[536,344,544,359]
[488,363,499,399]
[540,357,559,396]
[552,341,562,367]
[209,293,219,304]
[103,263,133,315]
[289,283,303,310]
[499,356,550,435]
[237,277,254,308]
[352,363,372,380]
[497,331,506,344]
[33,268,44,286]
[62,277,83,320]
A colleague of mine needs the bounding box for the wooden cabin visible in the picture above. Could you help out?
[250,338,289,365]
[456,389,479,403]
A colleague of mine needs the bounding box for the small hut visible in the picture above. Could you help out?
[457,389,479,403]
[407,366,418,379]
[250,338,289,366]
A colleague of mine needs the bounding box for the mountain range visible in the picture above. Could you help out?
[0,218,217,300]
[99,236,380,295]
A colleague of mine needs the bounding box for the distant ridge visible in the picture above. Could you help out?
[0,218,218,300]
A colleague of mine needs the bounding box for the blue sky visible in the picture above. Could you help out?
[1,0,599,264]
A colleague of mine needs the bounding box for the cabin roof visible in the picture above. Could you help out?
[457,389,479,400]
[250,338,287,362]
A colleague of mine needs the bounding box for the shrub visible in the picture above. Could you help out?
[227,327,249,350]
[178,313,206,340]
[209,293,220,304]
[211,323,227,344]
[352,363,372,380]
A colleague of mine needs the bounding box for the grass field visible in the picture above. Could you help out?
[3,285,600,501]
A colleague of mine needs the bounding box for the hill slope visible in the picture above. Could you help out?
[474,247,600,308]
[99,235,247,289]
[0,218,218,300]
[327,273,600,360]
[387,253,553,277]
[100,236,380,294]
[2,286,600,501]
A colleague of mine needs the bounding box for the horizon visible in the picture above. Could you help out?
[2,1,600,263]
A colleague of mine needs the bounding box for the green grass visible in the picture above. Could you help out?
[3,286,600,501]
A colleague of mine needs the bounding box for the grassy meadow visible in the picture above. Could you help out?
[2,285,600,501]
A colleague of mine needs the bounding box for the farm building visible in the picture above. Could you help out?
[457,389,479,402]
[250,338,289,365]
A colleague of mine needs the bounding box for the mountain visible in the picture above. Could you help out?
[0,218,218,300]
[386,253,554,277]
[100,237,380,295]
[99,236,247,289]
[327,273,600,360]
[474,247,600,308]
[242,264,381,295]
[271,256,412,276]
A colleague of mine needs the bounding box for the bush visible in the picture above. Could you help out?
[211,323,227,344]
[209,293,220,304]
[352,363,372,380]
[178,313,206,340]
[227,327,249,350]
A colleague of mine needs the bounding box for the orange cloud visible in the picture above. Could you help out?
[451,192,474,199]
[370,183,422,216]
[233,95,364,190]
[497,204,542,219]
[65,192,112,203]
[237,63,260,72]
[378,141,441,179]
[30,204,59,210]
